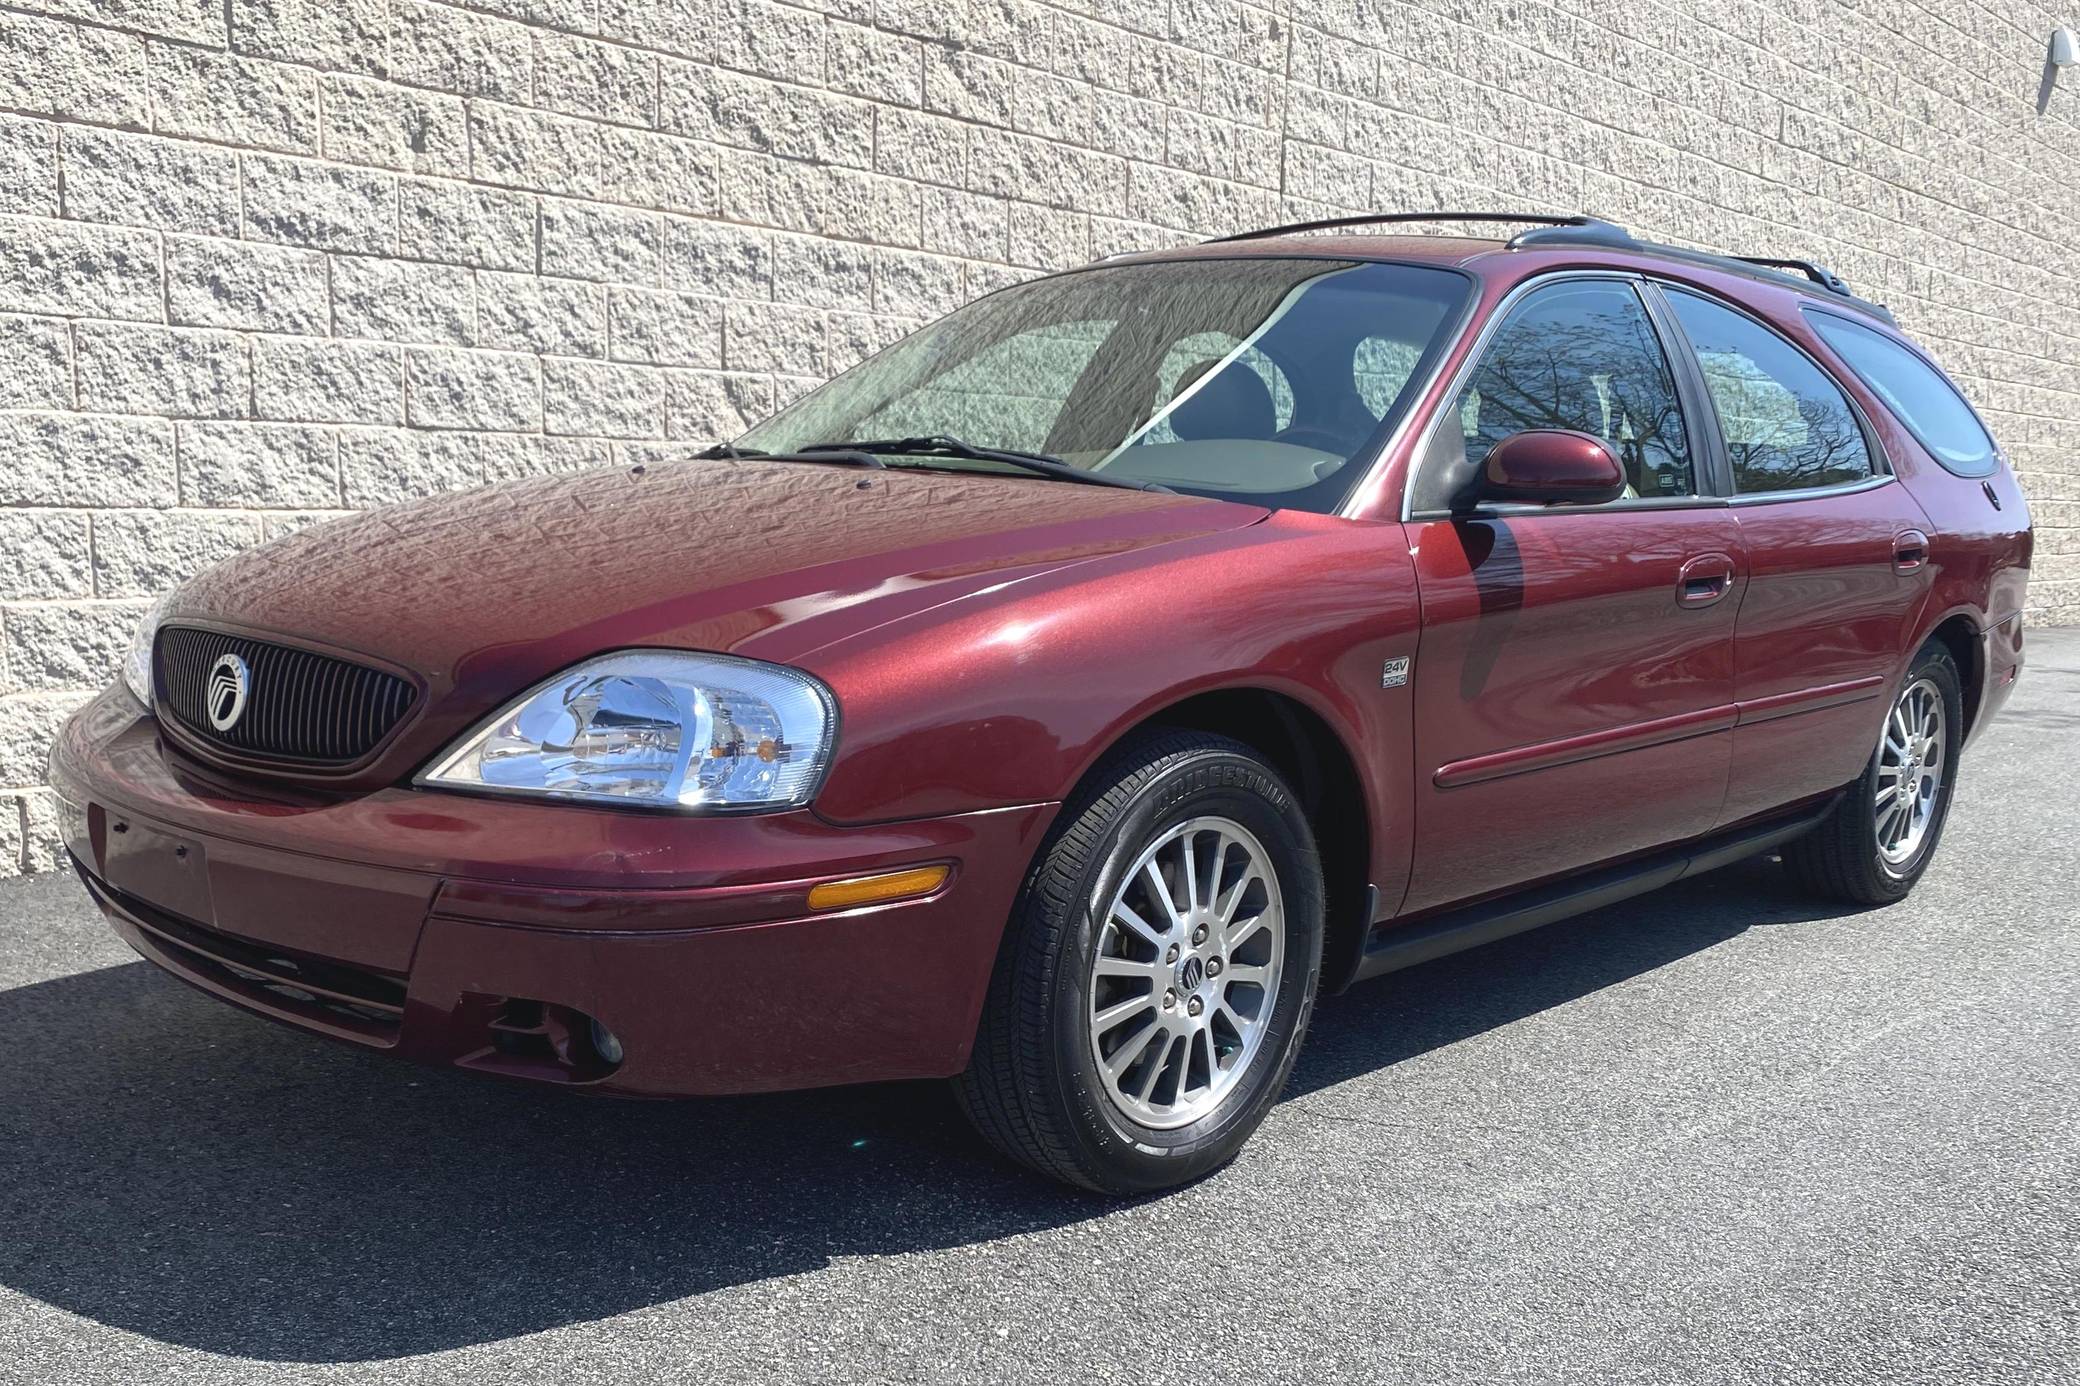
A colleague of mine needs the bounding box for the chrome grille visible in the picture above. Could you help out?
[155,626,415,766]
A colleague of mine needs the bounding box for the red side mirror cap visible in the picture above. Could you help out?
[1481,430,1627,506]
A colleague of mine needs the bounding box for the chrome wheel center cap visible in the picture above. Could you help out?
[1177,954,1206,992]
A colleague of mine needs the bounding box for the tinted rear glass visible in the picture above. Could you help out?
[1804,310,1998,477]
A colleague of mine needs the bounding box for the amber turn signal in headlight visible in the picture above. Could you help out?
[806,864,950,911]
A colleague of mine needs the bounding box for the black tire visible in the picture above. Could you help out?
[953,730,1324,1193]
[1784,642,1963,906]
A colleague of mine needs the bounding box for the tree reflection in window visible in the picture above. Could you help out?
[1666,291,1873,493]
[1454,280,1693,499]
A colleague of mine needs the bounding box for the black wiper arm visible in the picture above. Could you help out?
[693,442,885,468]
[803,435,1168,492]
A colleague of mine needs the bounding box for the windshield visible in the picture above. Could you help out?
[734,258,1473,513]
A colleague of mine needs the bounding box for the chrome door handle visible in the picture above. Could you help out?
[1676,553,1735,609]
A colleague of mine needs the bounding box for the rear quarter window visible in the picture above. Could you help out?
[1803,310,2000,478]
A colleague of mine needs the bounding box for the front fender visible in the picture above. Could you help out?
[798,511,1423,896]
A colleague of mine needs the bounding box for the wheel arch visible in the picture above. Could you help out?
[1082,685,1376,997]
[1917,609,1985,740]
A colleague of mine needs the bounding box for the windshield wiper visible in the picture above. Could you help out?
[800,436,1169,492]
[693,442,885,469]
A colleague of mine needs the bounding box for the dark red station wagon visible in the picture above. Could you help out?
[55,213,2032,1191]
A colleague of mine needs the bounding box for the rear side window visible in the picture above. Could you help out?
[1666,290,1874,494]
[1804,310,1998,477]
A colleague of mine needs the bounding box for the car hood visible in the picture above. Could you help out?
[167,458,1267,779]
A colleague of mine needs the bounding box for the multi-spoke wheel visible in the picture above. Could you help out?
[1088,817,1285,1129]
[1787,642,1963,905]
[1875,677,1946,865]
[955,731,1323,1193]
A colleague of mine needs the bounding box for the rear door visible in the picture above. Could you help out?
[1652,287,1934,826]
[1398,274,1744,915]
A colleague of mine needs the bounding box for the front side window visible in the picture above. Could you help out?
[736,258,1473,514]
[1424,278,1694,510]
[1666,291,1874,493]
[1803,310,1997,477]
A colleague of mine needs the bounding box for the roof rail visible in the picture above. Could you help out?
[1483,224,1893,324]
[1631,242,1895,324]
[1204,212,1635,245]
[1727,256,1853,297]
[1193,213,1895,325]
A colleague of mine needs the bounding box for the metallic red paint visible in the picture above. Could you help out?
[1399,507,1746,912]
[54,686,1058,1092]
[157,461,1268,795]
[1716,483,1935,825]
[1479,429,1628,504]
[56,230,2032,1098]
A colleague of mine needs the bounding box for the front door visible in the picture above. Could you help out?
[1398,276,1745,915]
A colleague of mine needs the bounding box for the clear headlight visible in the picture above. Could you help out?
[418,651,837,813]
[122,590,179,708]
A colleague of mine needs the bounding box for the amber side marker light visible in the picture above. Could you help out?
[806,864,951,911]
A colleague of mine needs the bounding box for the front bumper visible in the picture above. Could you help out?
[52,687,1057,1096]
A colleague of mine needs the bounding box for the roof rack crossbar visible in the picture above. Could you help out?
[1726,256,1853,297]
[1204,212,1631,245]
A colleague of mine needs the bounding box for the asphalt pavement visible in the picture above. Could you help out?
[2,629,2074,1385]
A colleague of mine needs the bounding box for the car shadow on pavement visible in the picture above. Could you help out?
[0,856,1861,1362]
[1291,855,1850,1098]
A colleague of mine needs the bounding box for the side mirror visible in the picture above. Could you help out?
[1479,429,1626,506]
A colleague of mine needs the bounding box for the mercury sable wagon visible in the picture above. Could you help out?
[54,212,2031,1192]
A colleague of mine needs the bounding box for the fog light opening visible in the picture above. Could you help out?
[588,1017,625,1067]
[475,995,625,1079]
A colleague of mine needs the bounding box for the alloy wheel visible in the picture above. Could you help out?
[1086,816,1285,1130]
[1875,676,1946,867]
